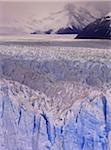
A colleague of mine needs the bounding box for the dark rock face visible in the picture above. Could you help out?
[31,31,38,34]
[45,29,53,34]
[31,27,80,35]
[76,15,111,39]
[31,31,43,34]
[56,26,80,34]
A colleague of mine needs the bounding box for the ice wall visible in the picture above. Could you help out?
[0,80,111,150]
[0,45,111,150]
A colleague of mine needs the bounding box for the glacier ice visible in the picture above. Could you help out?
[0,80,111,150]
[0,44,111,150]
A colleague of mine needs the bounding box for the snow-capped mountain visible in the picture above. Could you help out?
[31,4,103,34]
[0,4,104,35]
[76,11,111,39]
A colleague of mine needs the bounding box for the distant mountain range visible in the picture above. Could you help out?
[31,5,103,34]
[0,4,105,35]
[76,12,111,39]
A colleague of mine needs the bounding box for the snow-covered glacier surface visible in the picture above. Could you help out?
[0,41,111,150]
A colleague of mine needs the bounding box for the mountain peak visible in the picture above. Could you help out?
[76,13,111,39]
[0,4,104,35]
[31,4,102,34]
[105,12,111,21]
[106,12,111,17]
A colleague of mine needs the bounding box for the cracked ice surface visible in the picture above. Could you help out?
[0,43,111,150]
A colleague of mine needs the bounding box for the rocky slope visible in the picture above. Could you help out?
[76,12,111,39]
[0,44,111,149]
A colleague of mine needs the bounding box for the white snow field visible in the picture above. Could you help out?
[0,38,111,150]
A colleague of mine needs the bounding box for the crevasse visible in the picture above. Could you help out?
[0,80,111,150]
[0,45,111,150]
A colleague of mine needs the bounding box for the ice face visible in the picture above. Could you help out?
[0,80,111,150]
[0,42,111,150]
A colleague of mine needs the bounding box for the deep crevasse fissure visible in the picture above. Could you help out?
[0,81,111,150]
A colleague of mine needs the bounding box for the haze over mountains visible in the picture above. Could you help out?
[0,1,110,35]
[30,4,102,34]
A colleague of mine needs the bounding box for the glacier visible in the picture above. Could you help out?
[0,42,111,150]
[0,80,111,150]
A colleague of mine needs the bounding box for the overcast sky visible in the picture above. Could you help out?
[0,1,110,23]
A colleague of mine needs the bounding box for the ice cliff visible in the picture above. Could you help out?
[0,80,111,150]
[0,45,111,150]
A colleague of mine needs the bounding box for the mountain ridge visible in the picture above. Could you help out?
[76,11,111,39]
[0,4,104,35]
[31,5,102,34]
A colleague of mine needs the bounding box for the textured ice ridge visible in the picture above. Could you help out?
[0,46,111,150]
[0,79,111,150]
